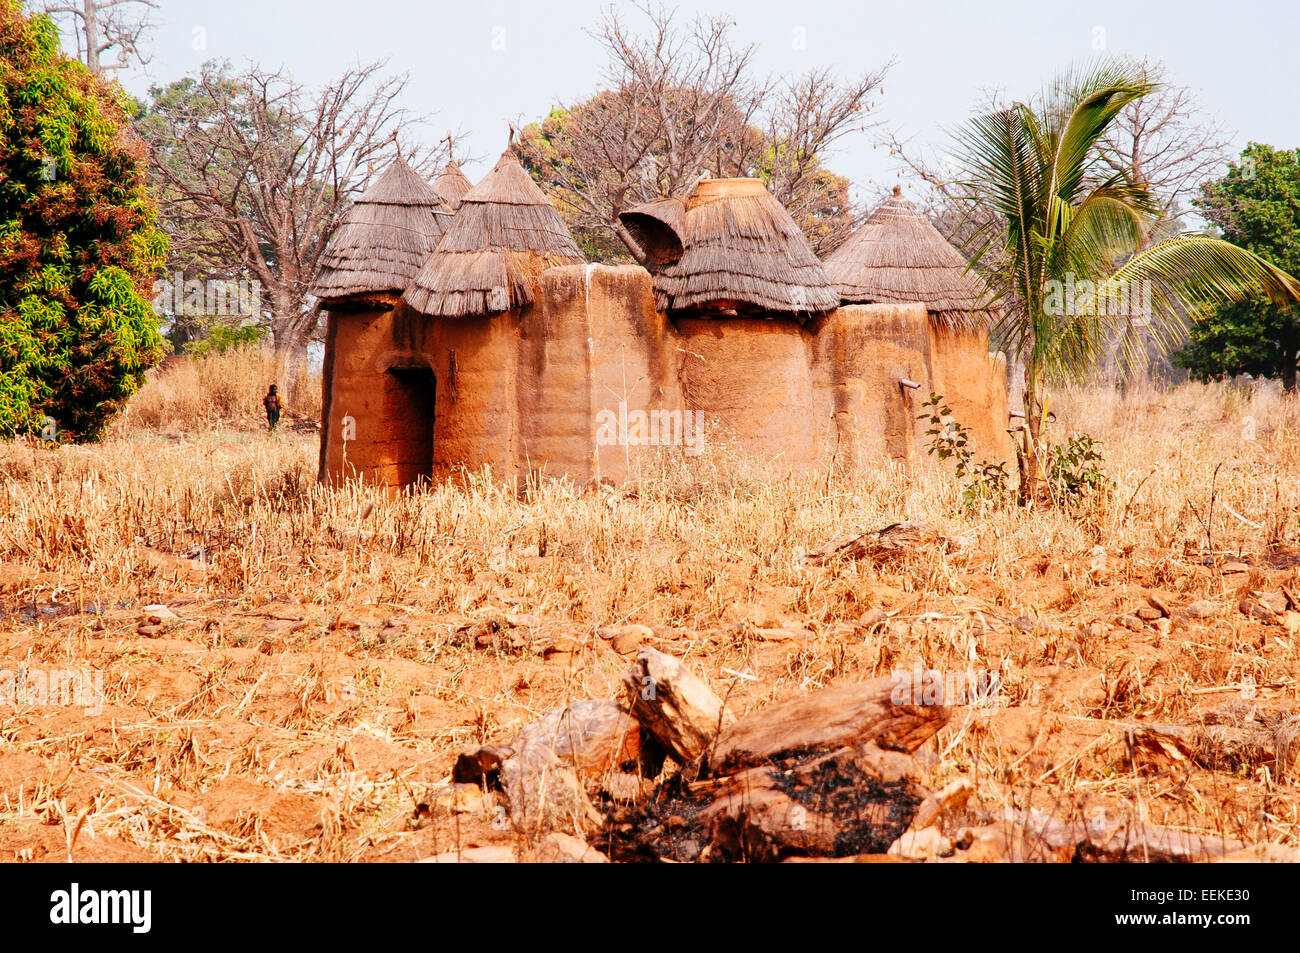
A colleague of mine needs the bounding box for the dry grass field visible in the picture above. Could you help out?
[1,349,1298,861]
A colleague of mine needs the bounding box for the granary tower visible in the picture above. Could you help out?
[313,159,1009,490]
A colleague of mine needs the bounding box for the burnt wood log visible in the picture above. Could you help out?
[622,647,732,763]
[676,744,932,862]
[706,672,949,776]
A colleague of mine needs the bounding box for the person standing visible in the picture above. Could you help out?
[263,384,283,431]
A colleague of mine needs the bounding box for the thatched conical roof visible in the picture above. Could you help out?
[434,161,473,211]
[619,197,687,266]
[621,178,839,317]
[403,150,585,317]
[824,186,996,329]
[310,157,451,303]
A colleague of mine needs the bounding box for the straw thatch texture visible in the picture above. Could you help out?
[620,197,686,266]
[625,179,839,317]
[310,158,450,302]
[824,186,996,330]
[404,151,585,317]
[434,162,473,211]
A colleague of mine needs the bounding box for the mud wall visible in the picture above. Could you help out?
[519,265,683,484]
[319,270,1011,488]
[427,310,520,482]
[676,317,816,474]
[580,266,683,481]
[516,266,592,482]
[319,305,416,488]
[810,303,933,469]
[319,302,522,488]
[927,325,1011,467]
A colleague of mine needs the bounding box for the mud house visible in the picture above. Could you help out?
[822,185,1009,465]
[310,154,1009,490]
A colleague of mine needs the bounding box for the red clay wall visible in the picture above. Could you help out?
[519,265,683,484]
[676,317,817,474]
[320,303,521,488]
[810,303,933,469]
[427,311,520,482]
[319,270,1010,488]
[319,306,423,488]
[927,325,1012,467]
[582,266,683,481]
[517,266,595,482]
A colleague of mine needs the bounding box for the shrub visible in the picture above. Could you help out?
[0,2,166,441]
[918,393,1012,509]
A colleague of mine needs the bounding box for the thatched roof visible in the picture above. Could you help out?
[619,197,687,266]
[434,161,473,211]
[824,186,996,330]
[403,150,585,317]
[310,158,450,303]
[620,178,838,317]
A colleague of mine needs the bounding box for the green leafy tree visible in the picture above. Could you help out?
[1177,144,1300,390]
[0,0,165,440]
[953,61,1300,497]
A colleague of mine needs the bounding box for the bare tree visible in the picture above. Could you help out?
[1098,58,1232,234]
[522,2,762,258]
[892,64,1231,251]
[138,60,455,385]
[885,87,1012,253]
[760,66,891,253]
[35,0,157,75]
[518,2,888,258]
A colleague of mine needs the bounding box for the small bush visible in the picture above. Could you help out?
[1048,433,1113,509]
[184,322,270,357]
[918,393,1011,509]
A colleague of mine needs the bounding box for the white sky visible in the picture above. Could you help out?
[88,0,1300,204]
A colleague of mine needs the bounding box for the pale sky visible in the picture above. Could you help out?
[82,0,1300,204]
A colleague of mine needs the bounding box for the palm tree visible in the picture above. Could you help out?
[953,61,1300,497]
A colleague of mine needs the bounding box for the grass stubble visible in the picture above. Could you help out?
[0,352,1298,862]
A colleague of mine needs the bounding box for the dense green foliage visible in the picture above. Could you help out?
[1177,144,1300,389]
[0,1,165,440]
[182,321,267,356]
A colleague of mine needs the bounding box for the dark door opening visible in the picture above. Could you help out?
[382,367,436,488]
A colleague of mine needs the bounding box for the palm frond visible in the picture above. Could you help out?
[1098,236,1300,376]
[1048,75,1153,206]
[1056,188,1147,277]
[1106,235,1300,316]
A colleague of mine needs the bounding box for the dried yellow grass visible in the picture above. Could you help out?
[0,373,1297,862]
[110,345,321,436]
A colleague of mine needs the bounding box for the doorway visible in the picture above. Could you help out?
[382,366,436,488]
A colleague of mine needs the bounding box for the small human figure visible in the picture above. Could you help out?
[263,384,283,431]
